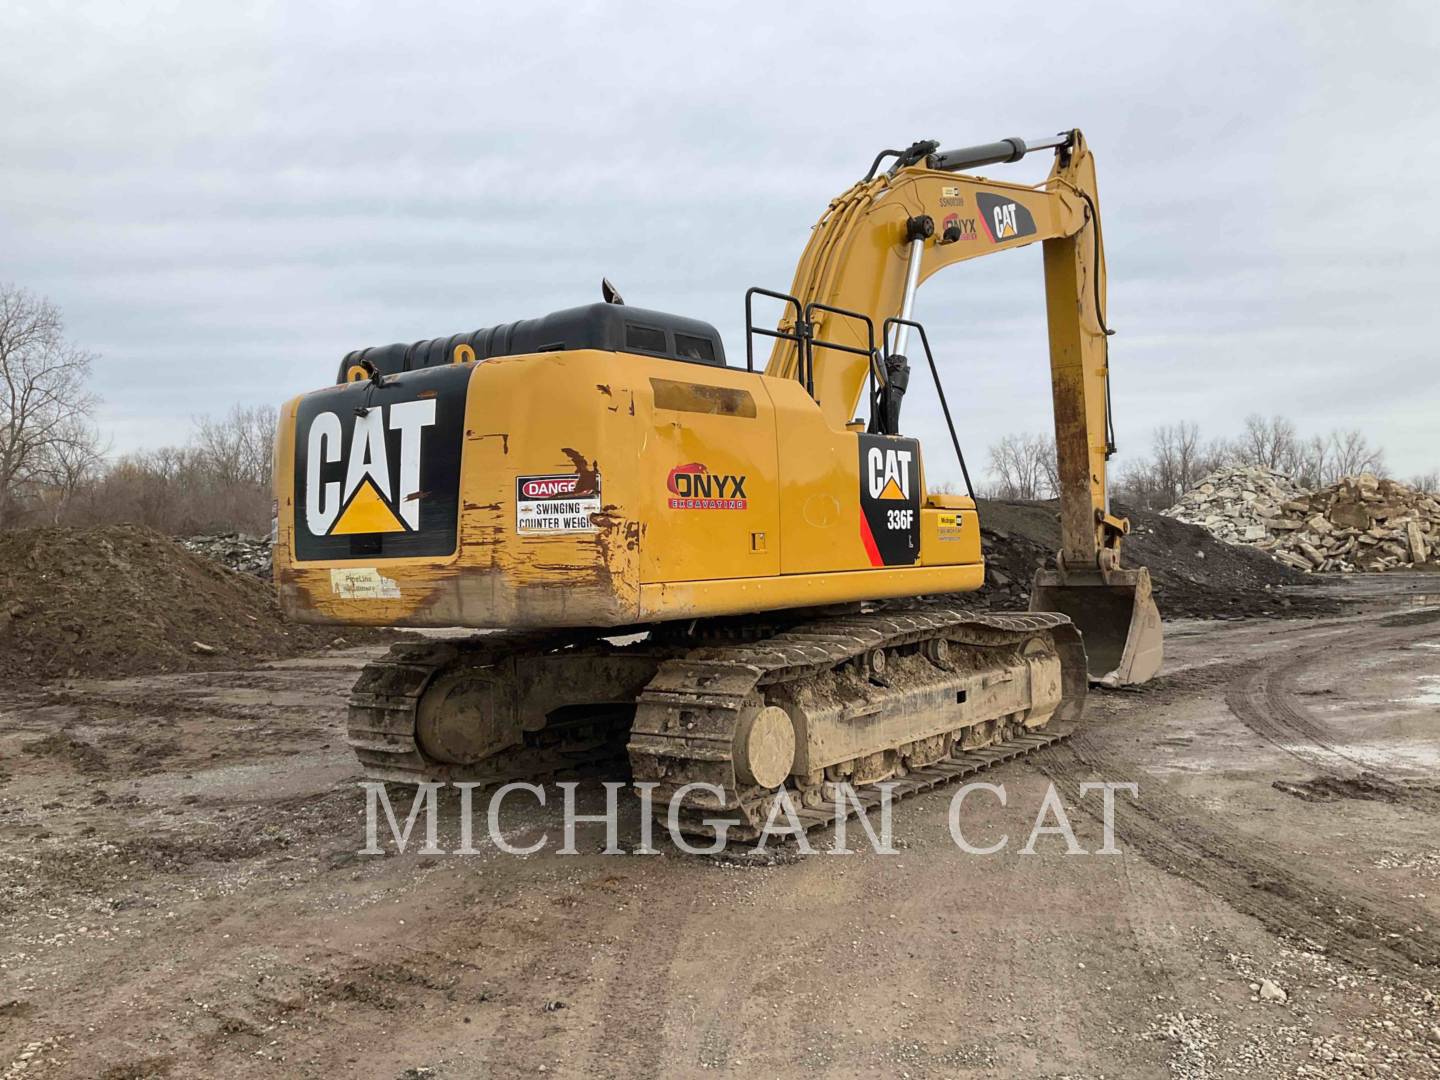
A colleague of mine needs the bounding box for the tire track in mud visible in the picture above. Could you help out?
[1224,614,1440,791]
[1224,627,1388,777]
[1041,732,1440,985]
[568,873,704,1077]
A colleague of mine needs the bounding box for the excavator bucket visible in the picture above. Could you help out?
[1029,566,1163,687]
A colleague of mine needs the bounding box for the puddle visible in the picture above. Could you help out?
[1405,675,1440,706]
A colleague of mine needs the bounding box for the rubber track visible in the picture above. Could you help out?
[628,607,1084,838]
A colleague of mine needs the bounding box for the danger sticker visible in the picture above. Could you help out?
[516,473,601,535]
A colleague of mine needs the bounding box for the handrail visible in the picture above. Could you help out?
[803,301,876,405]
[882,317,973,498]
[744,287,809,389]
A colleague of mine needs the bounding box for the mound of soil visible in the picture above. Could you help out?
[963,499,1338,620]
[0,525,386,684]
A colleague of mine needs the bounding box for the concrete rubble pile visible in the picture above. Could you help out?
[179,533,273,577]
[1165,467,1439,573]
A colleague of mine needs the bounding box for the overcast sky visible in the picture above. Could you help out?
[3,1,1438,486]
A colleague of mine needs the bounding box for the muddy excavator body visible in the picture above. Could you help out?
[273,130,1162,837]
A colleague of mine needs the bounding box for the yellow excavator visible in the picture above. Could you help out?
[273,129,1162,837]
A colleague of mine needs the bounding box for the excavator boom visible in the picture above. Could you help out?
[764,129,1161,684]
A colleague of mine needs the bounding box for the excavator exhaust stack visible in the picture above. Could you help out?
[1030,566,1164,687]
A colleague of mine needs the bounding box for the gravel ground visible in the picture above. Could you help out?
[1,578,1438,1077]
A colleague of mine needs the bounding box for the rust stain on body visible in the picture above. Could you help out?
[560,448,599,496]
[467,431,510,453]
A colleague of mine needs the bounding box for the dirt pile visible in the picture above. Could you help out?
[966,499,1331,620]
[1163,466,1310,543]
[180,532,272,576]
[0,525,370,684]
[1167,470,1439,573]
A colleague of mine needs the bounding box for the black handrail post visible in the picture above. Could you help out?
[802,301,878,415]
[883,316,973,499]
[744,286,809,390]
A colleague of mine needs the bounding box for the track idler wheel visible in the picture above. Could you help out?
[415,670,520,765]
[732,704,796,789]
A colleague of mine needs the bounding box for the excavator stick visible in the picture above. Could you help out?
[1030,565,1163,687]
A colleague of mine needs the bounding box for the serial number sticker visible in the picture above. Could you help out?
[330,567,401,599]
[516,473,601,535]
[937,512,965,541]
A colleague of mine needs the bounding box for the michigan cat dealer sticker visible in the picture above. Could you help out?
[516,473,601,534]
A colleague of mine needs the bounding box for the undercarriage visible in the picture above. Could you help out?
[347,605,1087,840]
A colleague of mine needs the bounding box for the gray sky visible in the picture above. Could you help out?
[4,1,1438,487]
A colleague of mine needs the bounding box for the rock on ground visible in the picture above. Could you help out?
[179,532,273,576]
[960,499,1333,621]
[1164,465,1308,546]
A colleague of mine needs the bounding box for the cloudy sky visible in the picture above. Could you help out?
[3,1,1437,486]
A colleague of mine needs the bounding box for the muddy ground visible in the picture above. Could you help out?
[2,576,1440,1078]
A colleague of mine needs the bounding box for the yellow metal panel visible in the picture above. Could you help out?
[275,349,984,630]
[765,171,1083,432]
[768,378,874,575]
[637,364,780,584]
[277,353,641,628]
[639,564,983,622]
[924,493,975,510]
[754,131,1123,578]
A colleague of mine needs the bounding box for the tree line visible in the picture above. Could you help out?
[3,284,1436,534]
[984,416,1434,510]
[1,285,275,534]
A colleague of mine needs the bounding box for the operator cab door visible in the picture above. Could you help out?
[638,367,780,584]
[768,376,925,575]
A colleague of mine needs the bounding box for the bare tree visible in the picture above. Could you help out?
[1410,470,1439,494]
[1326,428,1385,481]
[1111,421,1228,509]
[194,404,276,488]
[31,416,108,523]
[985,432,1057,500]
[76,404,277,536]
[0,286,101,526]
[1288,434,1330,489]
[1234,414,1299,472]
[1152,421,1220,503]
